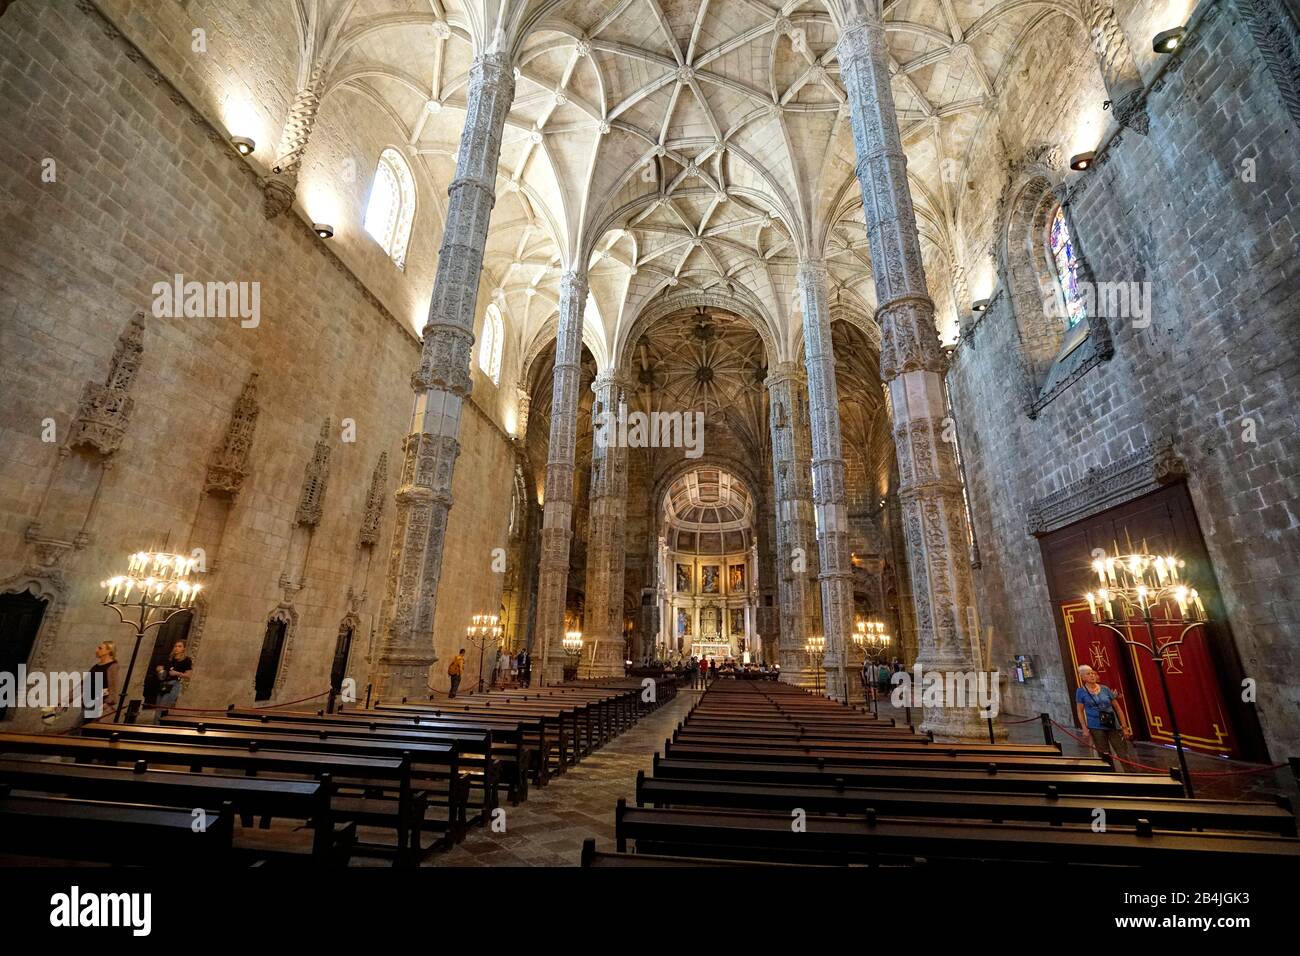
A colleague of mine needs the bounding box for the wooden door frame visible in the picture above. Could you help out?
[1037,482,1268,762]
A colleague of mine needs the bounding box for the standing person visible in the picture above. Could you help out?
[1074,664,1134,772]
[85,641,119,722]
[518,648,532,688]
[155,640,193,714]
[448,648,466,698]
[708,658,718,682]
[698,655,708,688]
[860,657,874,705]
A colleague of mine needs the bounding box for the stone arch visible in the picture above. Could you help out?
[997,172,1075,405]
[259,603,298,701]
[616,290,780,378]
[0,573,64,674]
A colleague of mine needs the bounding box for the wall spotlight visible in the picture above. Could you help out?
[231,136,255,156]
[312,223,335,239]
[971,299,990,313]
[1068,151,1096,172]
[1153,28,1185,54]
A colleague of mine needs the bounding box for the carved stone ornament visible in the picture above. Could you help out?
[1025,437,1187,536]
[294,418,332,528]
[68,311,145,457]
[205,372,260,500]
[359,452,388,547]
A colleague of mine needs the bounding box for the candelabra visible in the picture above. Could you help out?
[101,550,203,723]
[852,619,891,716]
[1085,547,1207,796]
[561,630,584,683]
[804,634,826,697]
[465,613,504,693]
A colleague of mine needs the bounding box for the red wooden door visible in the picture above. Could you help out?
[1039,484,1258,760]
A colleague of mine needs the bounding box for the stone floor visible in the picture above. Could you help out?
[422,687,703,867]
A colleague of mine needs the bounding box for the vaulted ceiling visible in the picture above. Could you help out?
[279,0,1097,369]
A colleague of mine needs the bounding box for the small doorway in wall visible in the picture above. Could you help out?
[144,610,193,705]
[255,617,288,702]
[330,622,355,697]
[0,591,47,721]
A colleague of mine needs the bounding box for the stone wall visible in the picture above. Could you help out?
[948,0,1300,756]
[0,0,516,718]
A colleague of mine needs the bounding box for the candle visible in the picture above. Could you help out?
[1086,591,1097,620]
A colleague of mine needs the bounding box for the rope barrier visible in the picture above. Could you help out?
[1047,718,1287,777]
[998,714,1042,725]
[142,689,332,716]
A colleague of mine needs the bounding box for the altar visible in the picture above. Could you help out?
[691,641,733,661]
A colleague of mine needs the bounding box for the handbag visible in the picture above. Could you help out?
[1085,687,1118,730]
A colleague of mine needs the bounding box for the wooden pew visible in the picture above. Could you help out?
[0,732,420,866]
[331,706,549,787]
[650,754,1185,798]
[613,801,1300,867]
[77,723,470,848]
[375,701,575,772]
[0,792,236,866]
[671,728,1061,757]
[165,712,517,811]
[634,772,1299,836]
[662,738,1111,773]
[0,757,353,863]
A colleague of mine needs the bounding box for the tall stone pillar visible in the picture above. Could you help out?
[765,362,820,684]
[535,269,589,685]
[371,53,515,700]
[796,261,853,703]
[837,11,985,737]
[1080,0,1148,132]
[583,370,630,677]
[263,65,325,218]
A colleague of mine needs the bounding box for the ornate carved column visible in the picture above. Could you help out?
[263,64,325,218]
[583,369,630,677]
[765,362,820,684]
[371,53,515,700]
[796,261,853,702]
[1080,0,1148,133]
[838,12,985,737]
[535,269,589,685]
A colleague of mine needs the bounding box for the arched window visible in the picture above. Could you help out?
[364,148,416,269]
[478,303,503,385]
[1047,205,1086,329]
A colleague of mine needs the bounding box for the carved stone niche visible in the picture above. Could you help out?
[1025,438,1187,537]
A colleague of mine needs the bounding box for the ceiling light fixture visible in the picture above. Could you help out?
[231,136,255,156]
[972,299,990,313]
[1068,151,1096,172]
[312,223,334,239]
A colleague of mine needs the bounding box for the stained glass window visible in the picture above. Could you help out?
[364,148,416,269]
[478,303,503,385]
[1048,205,1086,328]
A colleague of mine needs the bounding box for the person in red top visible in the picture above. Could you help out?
[698,656,709,688]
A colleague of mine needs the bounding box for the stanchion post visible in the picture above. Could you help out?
[1040,712,1054,746]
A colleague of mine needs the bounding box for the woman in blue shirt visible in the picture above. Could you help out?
[1074,664,1135,772]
